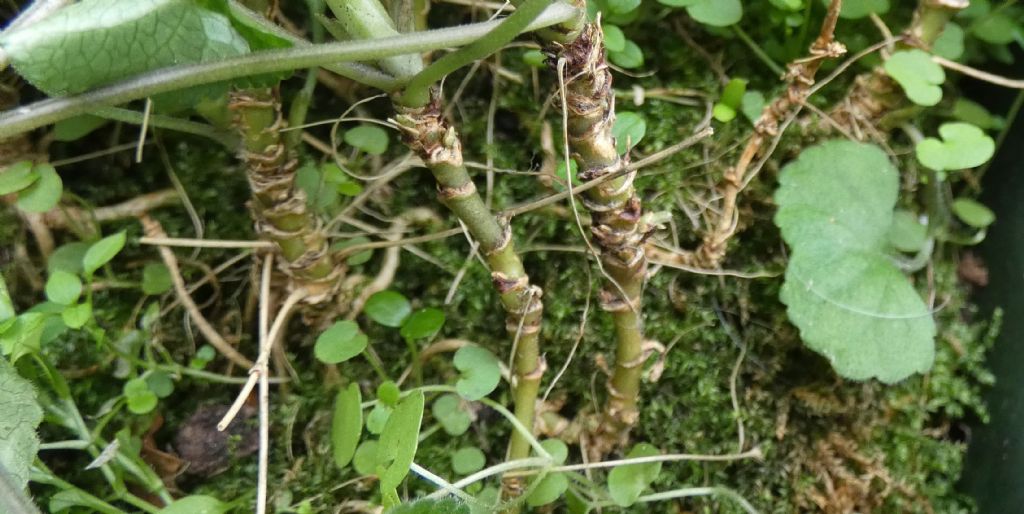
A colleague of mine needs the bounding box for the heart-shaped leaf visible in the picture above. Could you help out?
[612,112,646,154]
[142,263,173,295]
[608,39,644,69]
[603,24,626,52]
[884,49,945,106]
[123,377,158,414]
[314,320,367,364]
[364,291,412,327]
[332,383,363,469]
[432,393,472,436]
[607,443,662,507]
[887,210,928,253]
[15,163,62,213]
[453,346,501,401]
[775,140,935,383]
[677,0,743,26]
[344,125,390,155]
[915,122,995,171]
[933,23,965,60]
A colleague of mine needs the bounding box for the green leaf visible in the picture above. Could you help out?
[0,359,43,490]
[952,198,996,229]
[883,50,944,106]
[741,90,767,124]
[83,231,127,276]
[932,23,965,61]
[142,263,173,295]
[971,12,1020,45]
[353,440,379,475]
[344,125,390,155]
[612,112,646,154]
[719,78,747,108]
[123,377,158,414]
[145,371,175,398]
[331,236,374,265]
[526,439,570,507]
[61,302,92,329]
[15,163,62,213]
[432,393,472,436]
[607,443,662,507]
[453,346,502,401]
[828,0,889,19]
[386,498,470,514]
[400,308,446,341]
[314,320,368,364]
[376,389,425,491]
[887,210,928,253]
[451,446,486,475]
[603,24,626,52]
[774,140,936,383]
[0,0,250,96]
[366,404,392,435]
[608,39,644,69]
[687,0,743,26]
[48,242,90,275]
[712,104,737,123]
[377,381,401,407]
[0,161,39,195]
[332,383,363,469]
[45,270,82,306]
[54,115,108,142]
[522,49,547,67]
[657,0,699,6]
[951,99,999,130]
[157,495,230,514]
[915,122,995,171]
[605,0,641,15]
[364,291,412,327]
[0,275,14,323]
[50,489,115,513]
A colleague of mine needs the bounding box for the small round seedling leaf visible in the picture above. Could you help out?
[353,440,379,476]
[883,50,944,106]
[612,112,646,155]
[0,161,39,195]
[451,446,486,475]
[608,39,643,69]
[603,24,626,52]
[453,346,502,401]
[344,125,390,155]
[952,99,999,130]
[432,393,472,436]
[45,270,82,306]
[364,290,412,327]
[48,242,89,275]
[16,163,62,213]
[142,263,173,295]
[933,23,965,60]
[83,231,127,276]
[61,302,92,329]
[332,236,374,266]
[971,12,1019,45]
[156,495,230,514]
[887,210,928,253]
[523,49,546,67]
[314,320,367,364]
[377,380,401,407]
[332,383,363,469]
[145,371,174,398]
[741,90,767,124]
[952,198,995,228]
[712,104,737,123]
[124,377,158,414]
[607,443,662,507]
[400,308,445,341]
[376,390,425,490]
[687,0,743,26]
[915,122,995,171]
[366,404,392,435]
[719,78,747,109]
[605,0,640,15]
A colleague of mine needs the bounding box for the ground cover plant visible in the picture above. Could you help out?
[0,0,1018,512]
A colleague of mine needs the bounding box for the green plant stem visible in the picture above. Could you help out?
[393,97,545,482]
[0,2,578,139]
[286,0,327,151]
[325,0,422,79]
[30,466,126,514]
[94,107,239,148]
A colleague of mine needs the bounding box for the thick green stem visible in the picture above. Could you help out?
[393,94,544,494]
[325,0,422,79]
[558,24,648,457]
[232,89,342,303]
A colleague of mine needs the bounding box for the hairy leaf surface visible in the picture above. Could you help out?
[0,360,43,490]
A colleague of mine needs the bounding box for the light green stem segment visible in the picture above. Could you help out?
[232,89,341,302]
[325,0,422,79]
[393,96,544,488]
[557,23,648,456]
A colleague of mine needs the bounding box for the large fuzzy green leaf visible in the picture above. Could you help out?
[0,0,250,96]
[774,140,935,383]
[0,360,43,490]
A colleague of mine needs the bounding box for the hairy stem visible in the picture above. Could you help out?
[393,93,544,495]
[231,89,342,304]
